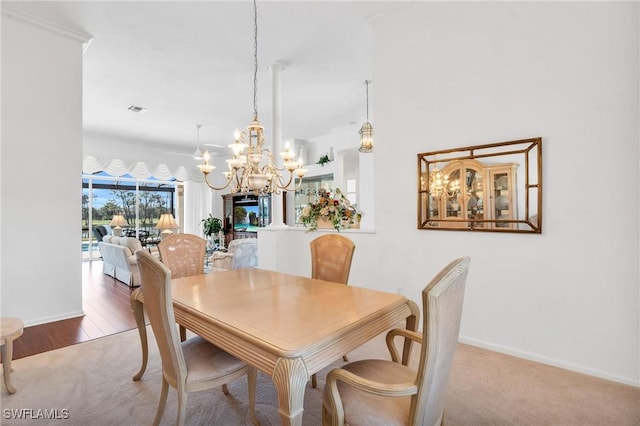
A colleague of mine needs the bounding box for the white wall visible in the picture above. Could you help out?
[1,11,91,325]
[375,2,639,385]
[304,125,376,230]
[262,2,639,386]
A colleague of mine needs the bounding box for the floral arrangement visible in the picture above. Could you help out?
[300,188,361,232]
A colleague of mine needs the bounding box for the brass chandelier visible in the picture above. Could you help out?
[198,0,306,194]
[428,163,461,201]
[428,164,449,200]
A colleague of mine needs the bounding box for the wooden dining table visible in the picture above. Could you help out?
[130,268,419,426]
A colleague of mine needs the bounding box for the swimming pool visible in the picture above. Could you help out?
[82,241,99,252]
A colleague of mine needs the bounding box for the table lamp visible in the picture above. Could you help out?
[109,213,128,237]
[156,212,179,239]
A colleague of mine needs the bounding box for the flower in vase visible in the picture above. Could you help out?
[300,188,362,232]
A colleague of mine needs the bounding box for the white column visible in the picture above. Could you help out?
[268,62,287,228]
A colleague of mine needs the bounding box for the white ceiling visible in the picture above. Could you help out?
[5,1,384,157]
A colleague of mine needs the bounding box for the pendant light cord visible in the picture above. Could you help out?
[365,80,371,121]
[253,0,259,119]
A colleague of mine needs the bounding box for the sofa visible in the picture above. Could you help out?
[99,235,147,286]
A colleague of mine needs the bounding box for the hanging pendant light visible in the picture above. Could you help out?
[198,0,306,194]
[359,80,374,153]
[193,124,203,160]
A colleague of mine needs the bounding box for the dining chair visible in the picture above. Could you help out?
[311,234,355,285]
[158,233,206,279]
[135,250,257,426]
[310,234,356,388]
[322,257,471,426]
[157,233,207,341]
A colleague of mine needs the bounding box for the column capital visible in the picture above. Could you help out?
[269,62,287,72]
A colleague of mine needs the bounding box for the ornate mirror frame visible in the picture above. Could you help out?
[418,137,542,233]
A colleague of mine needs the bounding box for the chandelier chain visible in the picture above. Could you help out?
[252,0,259,118]
[198,0,307,194]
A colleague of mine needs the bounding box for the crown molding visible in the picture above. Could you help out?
[1,5,93,46]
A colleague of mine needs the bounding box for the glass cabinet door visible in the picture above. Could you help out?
[438,160,488,229]
[258,195,270,227]
[464,167,484,228]
[444,169,462,220]
[489,166,517,229]
[294,174,333,224]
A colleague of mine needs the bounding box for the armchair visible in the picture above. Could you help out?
[210,238,258,270]
[322,257,471,426]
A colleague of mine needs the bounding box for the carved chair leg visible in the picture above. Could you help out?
[152,378,169,426]
[130,289,148,381]
[311,373,318,389]
[179,325,187,342]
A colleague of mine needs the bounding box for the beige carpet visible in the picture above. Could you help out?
[1,327,638,425]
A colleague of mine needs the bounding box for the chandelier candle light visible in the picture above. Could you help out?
[198,0,307,194]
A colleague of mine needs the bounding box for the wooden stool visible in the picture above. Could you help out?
[1,317,24,394]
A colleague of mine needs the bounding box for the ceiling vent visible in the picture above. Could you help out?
[127,105,148,113]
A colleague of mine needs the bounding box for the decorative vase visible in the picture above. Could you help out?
[315,218,360,231]
[316,218,334,229]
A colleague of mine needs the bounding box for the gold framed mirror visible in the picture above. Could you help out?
[418,137,542,233]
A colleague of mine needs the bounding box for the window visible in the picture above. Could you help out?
[346,178,357,206]
[82,172,183,261]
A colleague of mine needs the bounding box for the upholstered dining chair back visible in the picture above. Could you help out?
[414,256,470,425]
[136,250,186,387]
[158,233,206,278]
[309,234,356,388]
[136,250,257,426]
[322,257,471,426]
[310,234,355,284]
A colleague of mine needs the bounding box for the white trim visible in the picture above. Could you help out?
[259,225,376,234]
[1,6,92,43]
[459,336,640,388]
[83,155,201,182]
[24,310,85,328]
[81,173,181,187]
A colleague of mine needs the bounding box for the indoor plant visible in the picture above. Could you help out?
[201,214,222,240]
[300,188,361,232]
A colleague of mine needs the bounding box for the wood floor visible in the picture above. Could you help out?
[11,261,139,360]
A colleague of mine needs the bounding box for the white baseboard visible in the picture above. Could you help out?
[459,335,639,388]
[24,310,85,327]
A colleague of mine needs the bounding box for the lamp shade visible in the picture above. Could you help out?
[156,213,178,230]
[109,214,128,228]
